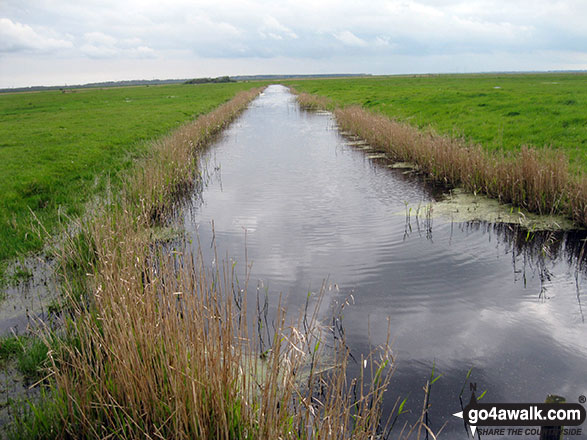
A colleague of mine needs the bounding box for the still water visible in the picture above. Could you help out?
[184,85,587,439]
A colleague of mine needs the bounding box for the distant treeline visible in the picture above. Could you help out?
[0,79,186,94]
[5,71,587,94]
[1,74,375,93]
[184,76,234,84]
[232,74,371,81]
[184,74,372,84]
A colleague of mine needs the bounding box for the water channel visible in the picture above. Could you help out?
[183,85,587,439]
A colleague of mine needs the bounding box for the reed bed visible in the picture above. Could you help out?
[296,93,335,112]
[29,88,433,439]
[53,230,397,439]
[296,93,587,227]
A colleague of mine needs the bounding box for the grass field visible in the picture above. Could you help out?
[0,82,263,269]
[285,74,587,170]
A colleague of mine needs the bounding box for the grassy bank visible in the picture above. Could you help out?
[291,80,587,227]
[0,82,264,272]
[9,88,423,439]
[284,74,587,171]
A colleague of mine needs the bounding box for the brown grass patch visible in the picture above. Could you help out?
[324,103,586,227]
[296,92,334,111]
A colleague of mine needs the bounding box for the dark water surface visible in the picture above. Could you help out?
[184,85,587,439]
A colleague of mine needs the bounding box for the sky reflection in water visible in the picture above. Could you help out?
[184,85,587,439]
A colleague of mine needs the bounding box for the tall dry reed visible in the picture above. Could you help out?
[47,88,430,439]
[297,92,586,227]
[296,93,334,111]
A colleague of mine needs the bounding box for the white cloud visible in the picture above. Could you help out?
[80,44,118,59]
[374,36,391,47]
[260,15,298,39]
[1,0,586,87]
[333,30,367,47]
[132,46,155,57]
[0,18,72,53]
[80,31,155,59]
[84,31,117,47]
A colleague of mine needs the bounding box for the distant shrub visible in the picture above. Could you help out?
[185,76,234,85]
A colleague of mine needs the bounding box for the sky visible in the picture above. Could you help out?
[1,0,586,88]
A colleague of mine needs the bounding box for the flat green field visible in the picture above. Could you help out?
[285,74,587,170]
[0,82,262,266]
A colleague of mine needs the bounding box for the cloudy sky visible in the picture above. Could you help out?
[1,0,586,88]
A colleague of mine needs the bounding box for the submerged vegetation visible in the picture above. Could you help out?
[293,80,587,228]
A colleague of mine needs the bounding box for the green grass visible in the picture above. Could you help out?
[16,339,49,380]
[0,335,23,361]
[285,73,587,170]
[6,389,68,440]
[0,335,49,380]
[0,82,264,266]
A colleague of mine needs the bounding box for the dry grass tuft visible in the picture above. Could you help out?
[329,104,586,227]
[124,89,262,225]
[296,93,334,111]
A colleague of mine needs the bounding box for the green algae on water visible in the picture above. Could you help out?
[429,188,577,231]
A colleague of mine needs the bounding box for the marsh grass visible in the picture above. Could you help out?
[5,385,72,440]
[0,335,50,382]
[53,235,397,438]
[16,87,434,439]
[296,93,334,111]
[297,92,586,227]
